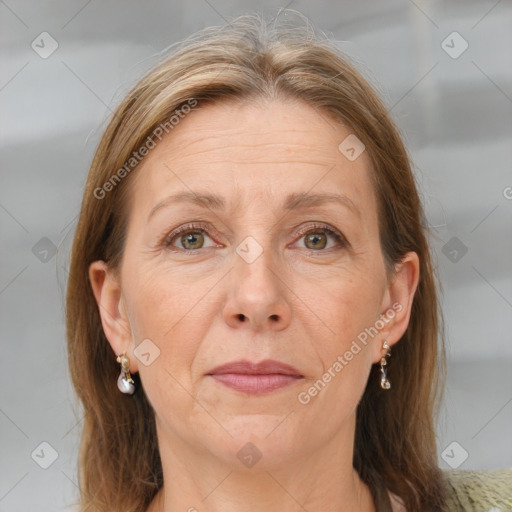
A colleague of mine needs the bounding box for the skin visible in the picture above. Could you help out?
[89,96,418,512]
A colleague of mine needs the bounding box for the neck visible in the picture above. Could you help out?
[148,414,377,512]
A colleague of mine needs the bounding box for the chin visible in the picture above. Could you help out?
[197,415,301,470]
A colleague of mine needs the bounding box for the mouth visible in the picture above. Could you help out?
[206,359,304,395]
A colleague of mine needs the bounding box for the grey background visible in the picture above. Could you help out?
[1,0,511,510]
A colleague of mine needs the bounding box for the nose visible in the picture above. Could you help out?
[221,244,292,333]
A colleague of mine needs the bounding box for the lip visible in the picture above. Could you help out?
[206,359,304,394]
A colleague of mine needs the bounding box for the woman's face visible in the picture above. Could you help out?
[91,97,418,470]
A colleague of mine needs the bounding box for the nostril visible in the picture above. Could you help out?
[238,314,246,321]
[270,314,278,321]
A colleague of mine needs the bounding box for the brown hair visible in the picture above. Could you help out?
[66,11,447,512]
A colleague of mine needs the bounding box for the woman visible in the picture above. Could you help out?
[66,12,512,512]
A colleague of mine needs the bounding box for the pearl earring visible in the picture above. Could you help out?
[116,353,135,395]
[380,340,391,390]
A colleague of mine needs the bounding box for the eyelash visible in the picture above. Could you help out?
[160,221,347,254]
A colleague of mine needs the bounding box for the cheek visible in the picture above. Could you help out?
[308,352,373,432]
[296,264,383,408]
[124,265,216,384]
[297,288,376,427]
[125,262,202,338]
[125,270,207,431]
[304,268,383,347]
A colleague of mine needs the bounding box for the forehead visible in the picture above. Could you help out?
[126,97,377,222]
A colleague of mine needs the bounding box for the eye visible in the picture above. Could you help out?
[162,222,218,251]
[160,222,348,253]
[294,223,347,252]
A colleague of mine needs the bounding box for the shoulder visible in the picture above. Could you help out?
[442,468,512,512]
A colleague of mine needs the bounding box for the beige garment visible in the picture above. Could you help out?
[443,468,512,512]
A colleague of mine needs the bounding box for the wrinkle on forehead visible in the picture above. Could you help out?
[124,96,376,235]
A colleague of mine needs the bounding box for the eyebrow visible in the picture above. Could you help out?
[147,191,361,221]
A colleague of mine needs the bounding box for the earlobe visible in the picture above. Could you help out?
[88,260,137,372]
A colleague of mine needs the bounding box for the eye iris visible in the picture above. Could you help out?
[305,232,327,250]
[181,231,204,250]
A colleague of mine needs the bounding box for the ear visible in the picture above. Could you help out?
[89,260,139,373]
[373,251,420,362]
